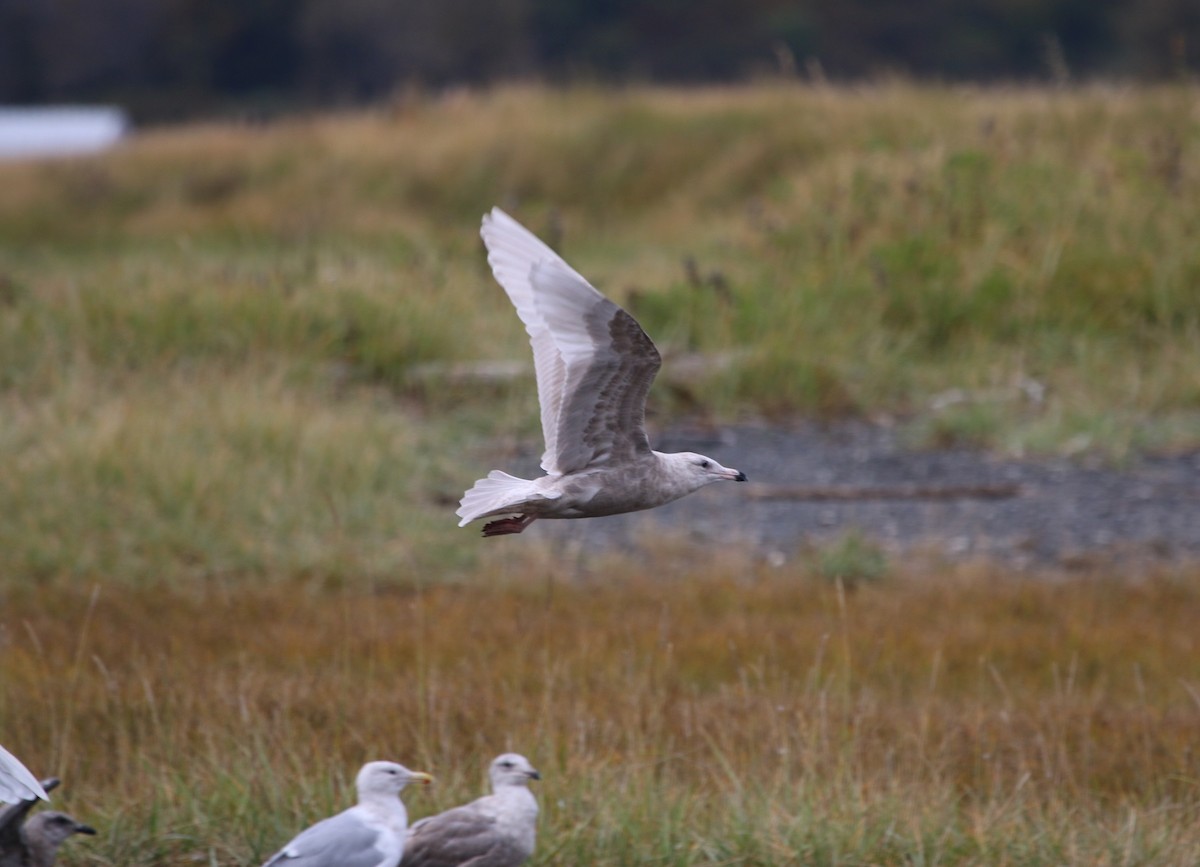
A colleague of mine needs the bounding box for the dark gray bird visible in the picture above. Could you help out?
[456,208,746,537]
[403,753,540,867]
[0,780,95,867]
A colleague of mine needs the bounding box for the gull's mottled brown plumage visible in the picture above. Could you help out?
[457,208,746,536]
[403,754,539,867]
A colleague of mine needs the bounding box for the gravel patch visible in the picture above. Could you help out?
[514,423,1200,569]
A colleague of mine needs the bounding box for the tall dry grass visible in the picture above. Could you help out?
[3,557,1200,864]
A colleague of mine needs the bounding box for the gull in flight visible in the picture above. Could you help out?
[457,208,746,537]
[403,753,540,867]
[262,761,433,867]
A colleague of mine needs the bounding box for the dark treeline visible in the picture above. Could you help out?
[0,0,1195,120]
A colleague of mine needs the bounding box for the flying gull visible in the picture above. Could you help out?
[457,208,747,536]
[403,753,539,867]
[0,747,47,806]
[262,761,433,867]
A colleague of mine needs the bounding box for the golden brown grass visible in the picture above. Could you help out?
[3,555,1200,865]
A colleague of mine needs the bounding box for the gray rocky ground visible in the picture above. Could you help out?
[519,423,1200,570]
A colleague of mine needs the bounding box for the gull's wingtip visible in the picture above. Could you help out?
[480,206,511,243]
[0,744,51,802]
[481,205,510,227]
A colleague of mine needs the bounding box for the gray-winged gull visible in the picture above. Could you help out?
[262,761,433,867]
[457,208,747,536]
[403,753,539,867]
[0,747,47,806]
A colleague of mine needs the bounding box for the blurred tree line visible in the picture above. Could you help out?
[0,0,1195,119]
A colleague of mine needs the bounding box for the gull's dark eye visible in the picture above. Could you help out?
[500,761,514,768]
[700,460,711,469]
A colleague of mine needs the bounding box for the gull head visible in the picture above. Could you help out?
[669,451,748,490]
[25,811,97,848]
[356,761,434,798]
[489,753,541,788]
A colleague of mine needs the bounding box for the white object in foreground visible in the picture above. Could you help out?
[457,208,747,537]
[0,746,48,805]
[263,762,433,867]
[404,753,540,867]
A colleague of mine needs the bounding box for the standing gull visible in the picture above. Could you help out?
[262,762,433,867]
[458,208,747,536]
[403,753,539,867]
[0,747,47,806]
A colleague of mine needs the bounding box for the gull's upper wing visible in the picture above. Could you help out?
[480,208,661,476]
[262,809,394,867]
[404,803,520,867]
[0,745,48,805]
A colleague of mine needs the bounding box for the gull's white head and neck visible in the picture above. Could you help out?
[485,753,540,856]
[653,450,748,501]
[355,761,433,822]
[488,753,541,791]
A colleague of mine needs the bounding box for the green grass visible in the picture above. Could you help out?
[0,82,1196,586]
[1,84,1197,440]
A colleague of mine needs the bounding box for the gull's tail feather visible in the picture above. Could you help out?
[457,470,547,526]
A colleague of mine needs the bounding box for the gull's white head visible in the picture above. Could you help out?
[666,451,748,491]
[488,753,541,789]
[356,761,434,799]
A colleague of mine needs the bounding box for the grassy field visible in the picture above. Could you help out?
[0,83,1199,864]
[1,83,1198,585]
[4,560,1200,865]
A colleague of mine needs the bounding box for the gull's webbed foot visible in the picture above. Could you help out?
[481,514,536,537]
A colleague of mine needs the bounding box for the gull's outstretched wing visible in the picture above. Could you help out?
[0,745,48,805]
[480,208,661,475]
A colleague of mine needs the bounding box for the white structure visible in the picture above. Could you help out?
[0,106,128,159]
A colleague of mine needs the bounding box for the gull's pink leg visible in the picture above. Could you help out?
[481,515,537,537]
